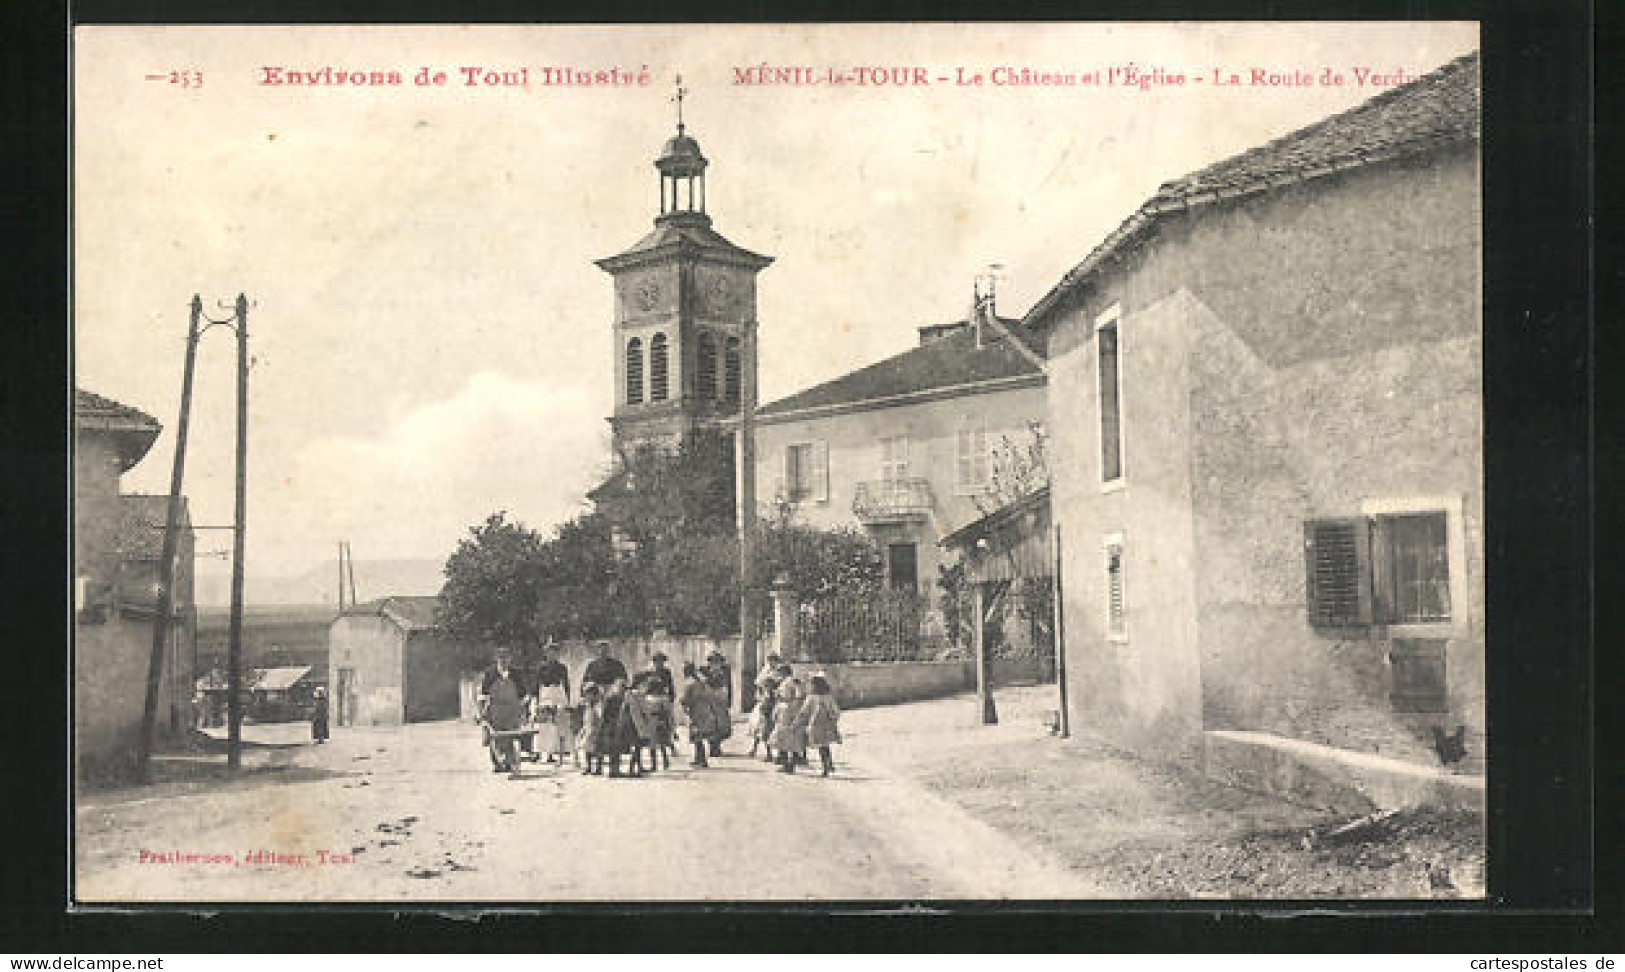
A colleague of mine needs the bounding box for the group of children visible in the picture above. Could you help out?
[502,649,843,780]
[747,654,843,777]
[574,669,679,778]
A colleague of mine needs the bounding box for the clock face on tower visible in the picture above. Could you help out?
[636,280,661,311]
[709,275,730,298]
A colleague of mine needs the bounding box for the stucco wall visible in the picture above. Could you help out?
[74,436,197,775]
[328,615,404,726]
[1048,289,1204,754]
[1044,146,1483,761]
[754,382,1046,597]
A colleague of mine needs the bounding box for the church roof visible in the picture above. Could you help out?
[756,317,1045,421]
[597,215,772,271]
[656,130,707,172]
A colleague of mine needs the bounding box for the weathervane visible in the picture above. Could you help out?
[671,72,688,133]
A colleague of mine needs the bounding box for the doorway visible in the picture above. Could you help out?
[887,542,918,593]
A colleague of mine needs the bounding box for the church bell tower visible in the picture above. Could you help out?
[595,76,774,460]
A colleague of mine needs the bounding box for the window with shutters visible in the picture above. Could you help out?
[784,440,828,504]
[696,331,718,400]
[1381,512,1452,624]
[880,436,909,483]
[1103,535,1127,642]
[723,337,741,405]
[1304,518,1374,628]
[1096,304,1124,488]
[1305,503,1459,633]
[786,443,812,501]
[625,337,644,405]
[649,333,669,402]
[955,424,990,492]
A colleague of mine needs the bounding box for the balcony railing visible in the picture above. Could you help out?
[852,477,934,524]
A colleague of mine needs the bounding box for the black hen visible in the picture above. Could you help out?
[1431,724,1468,766]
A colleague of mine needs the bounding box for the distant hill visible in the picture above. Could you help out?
[195,556,446,607]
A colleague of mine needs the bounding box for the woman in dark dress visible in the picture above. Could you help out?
[310,687,330,744]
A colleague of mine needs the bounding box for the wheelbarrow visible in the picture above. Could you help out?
[478,718,538,774]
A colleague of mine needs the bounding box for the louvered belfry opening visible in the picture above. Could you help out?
[625,337,644,405]
[723,337,741,405]
[649,333,669,402]
[696,331,718,400]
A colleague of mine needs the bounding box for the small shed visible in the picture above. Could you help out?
[940,486,1061,721]
[328,596,464,727]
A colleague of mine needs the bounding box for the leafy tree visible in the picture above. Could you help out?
[444,429,886,647]
[439,512,547,667]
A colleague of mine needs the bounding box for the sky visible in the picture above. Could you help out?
[73,22,1480,589]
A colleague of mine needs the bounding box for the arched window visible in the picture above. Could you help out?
[625,337,644,405]
[697,331,718,400]
[724,337,742,405]
[650,332,669,402]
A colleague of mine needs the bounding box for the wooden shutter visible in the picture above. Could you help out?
[1303,517,1373,628]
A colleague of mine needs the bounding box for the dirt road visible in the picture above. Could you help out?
[74,715,1099,903]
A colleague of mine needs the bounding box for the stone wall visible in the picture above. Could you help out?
[786,660,973,710]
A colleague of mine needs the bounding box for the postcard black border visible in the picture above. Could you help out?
[2,0,1608,953]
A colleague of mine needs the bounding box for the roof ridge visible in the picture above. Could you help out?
[1025,50,1479,328]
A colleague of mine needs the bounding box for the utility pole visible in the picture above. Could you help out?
[137,295,203,781]
[345,540,359,606]
[1052,523,1070,738]
[226,293,249,771]
[337,541,347,611]
[736,318,759,714]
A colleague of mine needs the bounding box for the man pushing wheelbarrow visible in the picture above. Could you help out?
[478,650,533,779]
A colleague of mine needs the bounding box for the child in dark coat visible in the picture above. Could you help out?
[577,683,604,776]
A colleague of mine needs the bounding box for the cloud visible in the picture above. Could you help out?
[256,371,608,569]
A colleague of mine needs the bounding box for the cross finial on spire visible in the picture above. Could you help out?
[672,72,688,133]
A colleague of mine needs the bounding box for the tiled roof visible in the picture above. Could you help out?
[757,317,1044,419]
[76,388,161,430]
[1025,51,1480,327]
[196,665,313,692]
[116,494,188,560]
[345,595,443,632]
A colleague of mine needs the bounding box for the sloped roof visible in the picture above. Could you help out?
[1024,51,1480,327]
[343,595,443,632]
[76,388,160,430]
[756,317,1044,420]
[597,214,772,271]
[196,665,313,692]
[76,388,163,471]
[115,494,189,560]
